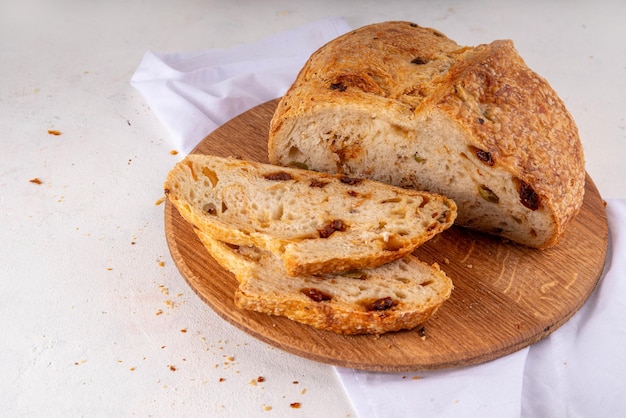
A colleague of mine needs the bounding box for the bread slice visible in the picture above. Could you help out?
[165,154,456,276]
[268,21,586,249]
[195,229,453,335]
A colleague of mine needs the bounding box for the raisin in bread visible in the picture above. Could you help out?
[195,229,453,335]
[165,154,456,276]
[268,21,585,249]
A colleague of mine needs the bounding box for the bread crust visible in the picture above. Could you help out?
[165,154,456,276]
[196,229,453,335]
[269,21,585,248]
[435,39,585,247]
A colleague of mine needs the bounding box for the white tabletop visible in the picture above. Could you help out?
[2,1,625,416]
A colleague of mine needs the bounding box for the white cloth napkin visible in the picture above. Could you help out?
[131,16,351,155]
[131,18,626,417]
[338,200,626,418]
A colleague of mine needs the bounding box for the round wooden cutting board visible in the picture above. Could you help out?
[164,99,609,372]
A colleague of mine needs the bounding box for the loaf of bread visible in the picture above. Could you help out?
[195,229,453,335]
[268,21,585,249]
[165,154,456,276]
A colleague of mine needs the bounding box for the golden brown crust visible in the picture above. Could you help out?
[269,22,461,135]
[269,21,585,248]
[433,40,585,247]
[196,228,452,335]
[234,291,444,335]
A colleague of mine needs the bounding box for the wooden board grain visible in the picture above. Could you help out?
[164,99,609,372]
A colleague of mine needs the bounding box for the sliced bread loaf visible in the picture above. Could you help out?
[268,21,586,249]
[195,229,453,335]
[165,154,457,276]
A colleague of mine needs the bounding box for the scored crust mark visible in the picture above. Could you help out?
[329,74,384,95]
[318,219,347,238]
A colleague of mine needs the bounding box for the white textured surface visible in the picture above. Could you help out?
[1,1,625,416]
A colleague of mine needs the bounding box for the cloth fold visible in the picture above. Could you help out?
[131,18,625,417]
[337,200,625,418]
[131,16,351,154]
[336,348,529,418]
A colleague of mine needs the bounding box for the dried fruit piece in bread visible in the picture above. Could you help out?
[195,229,453,335]
[165,154,456,276]
[268,21,585,249]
